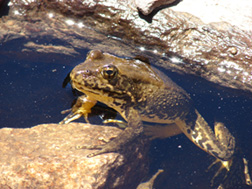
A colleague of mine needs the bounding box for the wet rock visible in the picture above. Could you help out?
[171,0,252,31]
[1,0,251,95]
[0,123,149,188]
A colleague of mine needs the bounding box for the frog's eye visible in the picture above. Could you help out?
[101,64,118,80]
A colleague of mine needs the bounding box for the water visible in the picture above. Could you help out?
[0,55,79,128]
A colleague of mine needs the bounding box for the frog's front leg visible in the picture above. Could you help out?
[59,95,97,124]
[78,107,144,158]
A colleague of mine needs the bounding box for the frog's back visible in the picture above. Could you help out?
[137,66,194,124]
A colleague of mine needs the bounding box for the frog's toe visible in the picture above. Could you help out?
[59,112,82,124]
[103,119,127,129]
[76,144,103,150]
[87,148,111,158]
[76,144,104,157]
[77,141,121,158]
[207,158,233,187]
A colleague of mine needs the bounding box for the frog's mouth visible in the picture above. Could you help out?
[70,69,127,97]
[71,81,101,95]
[71,80,122,96]
[72,80,135,103]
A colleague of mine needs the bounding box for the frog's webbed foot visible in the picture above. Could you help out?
[207,158,233,186]
[208,156,252,188]
[76,139,119,158]
[59,95,97,124]
[60,108,83,124]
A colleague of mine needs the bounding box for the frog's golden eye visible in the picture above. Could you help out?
[101,64,118,80]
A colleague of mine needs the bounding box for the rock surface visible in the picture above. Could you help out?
[171,0,252,31]
[1,0,252,95]
[0,123,149,188]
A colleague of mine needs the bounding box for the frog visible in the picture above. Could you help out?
[60,49,235,176]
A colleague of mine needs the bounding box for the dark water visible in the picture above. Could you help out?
[0,49,252,188]
[0,56,75,128]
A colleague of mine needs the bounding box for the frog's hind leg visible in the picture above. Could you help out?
[175,109,235,161]
[174,110,236,186]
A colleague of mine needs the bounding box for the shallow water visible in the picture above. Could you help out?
[0,49,251,188]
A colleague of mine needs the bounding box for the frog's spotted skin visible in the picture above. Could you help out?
[62,50,235,164]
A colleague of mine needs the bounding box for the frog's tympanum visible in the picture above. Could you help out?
[61,50,236,184]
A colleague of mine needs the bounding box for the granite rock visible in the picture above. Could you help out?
[0,123,149,188]
[1,0,252,95]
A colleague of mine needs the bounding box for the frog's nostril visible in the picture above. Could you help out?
[84,70,90,74]
[75,69,91,76]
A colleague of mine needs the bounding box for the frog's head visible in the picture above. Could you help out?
[70,50,163,110]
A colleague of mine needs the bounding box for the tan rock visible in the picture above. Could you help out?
[0,123,149,188]
[3,0,252,94]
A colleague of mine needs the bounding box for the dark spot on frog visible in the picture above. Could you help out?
[198,138,207,149]
[206,143,214,151]
[112,100,121,106]
[187,129,191,134]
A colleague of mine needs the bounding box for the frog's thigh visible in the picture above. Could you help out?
[144,123,182,139]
